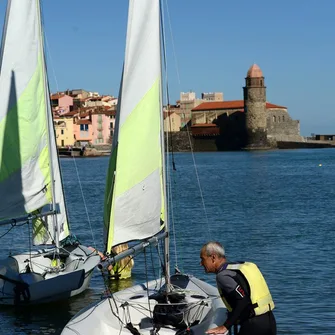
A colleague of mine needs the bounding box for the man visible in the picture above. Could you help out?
[200,242,276,335]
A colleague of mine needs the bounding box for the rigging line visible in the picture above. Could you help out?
[27,220,32,271]
[149,245,159,290]
[41,0,59,93]
[70,152,97,249]
[160,7,176,170]
[143,249,153,320]
[164,0,181,87]
[185,124,211,239]
[168,180,179,268]
[98,267,125,326]
[156,240,165,278]
[43,30,59,93]
[156,243,164,289]
[163,0,211,240]
[0,224,15,239]
[161,0,179,271]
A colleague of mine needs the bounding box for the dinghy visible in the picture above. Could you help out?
[62,0,226,333]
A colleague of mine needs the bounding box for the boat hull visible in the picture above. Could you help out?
[0,244,100,305]
[61,273,227,335]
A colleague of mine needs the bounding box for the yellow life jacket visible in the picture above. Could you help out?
[109,263,132,279]
[221,262,275,316]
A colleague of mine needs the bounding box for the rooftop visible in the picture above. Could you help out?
[247,64,263,78]
[192,100,287,111]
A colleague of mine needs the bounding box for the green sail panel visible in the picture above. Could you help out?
[0,0,69,244]
[104,0,164,252]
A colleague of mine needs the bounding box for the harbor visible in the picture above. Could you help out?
[1,151,335,333]
[0,0,334,334]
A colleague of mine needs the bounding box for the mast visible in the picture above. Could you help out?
[159,0,171,289]
[37,0,59,253]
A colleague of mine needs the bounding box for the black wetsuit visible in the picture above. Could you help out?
[216,263,276,335]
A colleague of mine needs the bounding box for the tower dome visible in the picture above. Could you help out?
[247,64,263,78]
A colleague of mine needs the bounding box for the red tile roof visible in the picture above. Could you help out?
[192,100,286,111]
[91,110,116,116]
[80,112,91,117]
[266,102,287,109]
[62,111,78,116]
[103,111,116,116]
[192,100,244,111]
[50,93,64,99]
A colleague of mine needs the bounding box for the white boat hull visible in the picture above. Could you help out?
[61,273,227,335]
[0,244,100,305]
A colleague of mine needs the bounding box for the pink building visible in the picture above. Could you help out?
[51,93,74,115]
[73,119,93,146]
[91,108,116,145]
[72,107,116,146]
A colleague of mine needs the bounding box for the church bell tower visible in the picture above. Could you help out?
[243,64,268,149]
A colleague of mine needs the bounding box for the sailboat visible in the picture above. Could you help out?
[0,0,100,305]
[61,0,226,334]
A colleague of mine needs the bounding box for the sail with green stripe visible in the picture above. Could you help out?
[104,0,165,253]
[0,0,70,245]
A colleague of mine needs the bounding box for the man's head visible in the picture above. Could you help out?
[200,241,226,273]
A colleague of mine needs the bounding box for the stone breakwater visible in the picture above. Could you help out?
[59,133,335,157]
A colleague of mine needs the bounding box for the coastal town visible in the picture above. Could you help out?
[53,64,333,156]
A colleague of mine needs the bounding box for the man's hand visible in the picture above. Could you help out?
[205,325,228,334]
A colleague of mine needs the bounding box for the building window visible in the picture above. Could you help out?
[80,124,88,131]
[61,129,64,135]
[273,115,276,123]
[282,116,285,122]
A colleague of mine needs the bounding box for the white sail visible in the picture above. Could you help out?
[104,0,164,252]
[0,0,69,244]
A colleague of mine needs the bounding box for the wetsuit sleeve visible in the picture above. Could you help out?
[217,274,250,329]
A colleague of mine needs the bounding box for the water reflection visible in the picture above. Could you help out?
[108,277,135,293]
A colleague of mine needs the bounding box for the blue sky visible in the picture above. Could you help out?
[0,0,334,136]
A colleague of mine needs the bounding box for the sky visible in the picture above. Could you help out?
[0,0,334,136]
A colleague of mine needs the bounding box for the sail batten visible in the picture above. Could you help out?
[104,0,164,252]
[0,0,69,245]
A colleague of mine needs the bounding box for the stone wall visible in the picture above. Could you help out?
[165,131,192,152]
[244,88,267,129]
[243,81,268,149]
[266,108,303,142]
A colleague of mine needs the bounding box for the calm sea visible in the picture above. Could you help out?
[0,149,334,334]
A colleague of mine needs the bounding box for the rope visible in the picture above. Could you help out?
[27,219,32,271]
[40,0,59,93]
[70,153,97,249]
[98,266,125,326]
[164,0,182,87]
[143,249,153,321]
[41,1,97,249]
[150,245,159,291]
[161,0,212,240]
[168,172,180,269]
[185,127,211,239]
[160,0,181,273]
